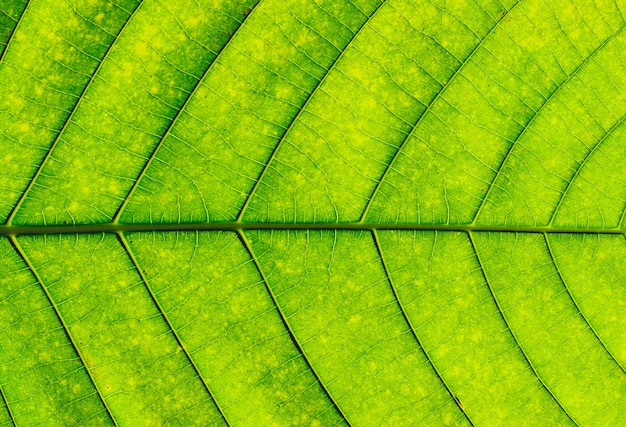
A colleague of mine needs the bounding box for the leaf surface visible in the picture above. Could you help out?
[0,0,625,425]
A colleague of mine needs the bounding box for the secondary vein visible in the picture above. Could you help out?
[116,232,232,426]
[372,229,474,426]
[543,233,625,373]
[359,0,524,223]
[548,113,626,226]
[112,0,263,224]
[0,0,31,65]
[235,0,389,222]
[237,230,353,427]
[0,386,16,427]
[467,231,579,426]
[472,22,626,225]
[5,0,145,226]
[8,236,118,426]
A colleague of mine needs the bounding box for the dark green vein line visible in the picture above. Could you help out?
[8,236,118,426]
[359,0,524,222]
[115,232,231,426]
[466,231,579,426]
[0,386,16,427]
[4,0,145,226]
[2,222,626,236]
[543,233,625,373]
[620,209,626,233]
[549,114,626,226]
[235,0,389,222]
[472,23,626,224]
[0,0,31,65]
[236,230,352,426]
[371,230,474,426]
[112,0,262,223]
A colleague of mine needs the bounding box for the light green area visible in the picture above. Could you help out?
[474,232,626,425]
[476,29,626,227]
[10,0,258,225]
[0,237,111,425]
[367,0,626,225]
[0,0,141,222]
[377,230,573,425]
[248,230,468,426]
[0,0,625,425]
[17,234,224,426]
[121,0,386,223]
[241,0,517,223]
[127,231,345,426]
[547,234,626,367]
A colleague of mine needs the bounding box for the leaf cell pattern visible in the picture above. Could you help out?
[0,0,625,425]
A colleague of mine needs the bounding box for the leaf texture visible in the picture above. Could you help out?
[0,0,625,425]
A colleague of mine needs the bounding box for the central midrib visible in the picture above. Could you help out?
[1,222,625,236]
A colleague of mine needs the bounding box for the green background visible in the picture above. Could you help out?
[0,0,624,425]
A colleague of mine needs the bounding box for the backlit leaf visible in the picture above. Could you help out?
[0,0,624,425]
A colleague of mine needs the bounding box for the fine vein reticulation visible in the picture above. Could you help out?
[1,0,625,426]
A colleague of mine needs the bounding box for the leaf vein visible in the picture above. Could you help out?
[466,231,579,426]
[112,0,263,223]
[372,229,474,426]
[472,23,626,224]
[116,232,231,426]
[236,0,389,222]
[359,0,524,222]
[8,236,118,426]
[5,0,145,226]
[237,230,352,427]
[0,386,16,427]
[0,0,30,65]
[549,112,626,226]
[4,222,626,236]
[543,233,625,372]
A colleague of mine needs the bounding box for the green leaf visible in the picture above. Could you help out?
[0,0,624,425]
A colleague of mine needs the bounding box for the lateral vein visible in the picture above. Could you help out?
[543,233,625,373]
[372,230,474,426]
[466,231,579,426]
[359,0,525,222]
[237,230,353,427]
[236,0,389,222]
[472,22,626,224]
[8,236,118,426]
[116,232,232,426]
[112,0,263,223]
[5,0,145,225]
[0,385,16,427]
[0,0,31,65]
